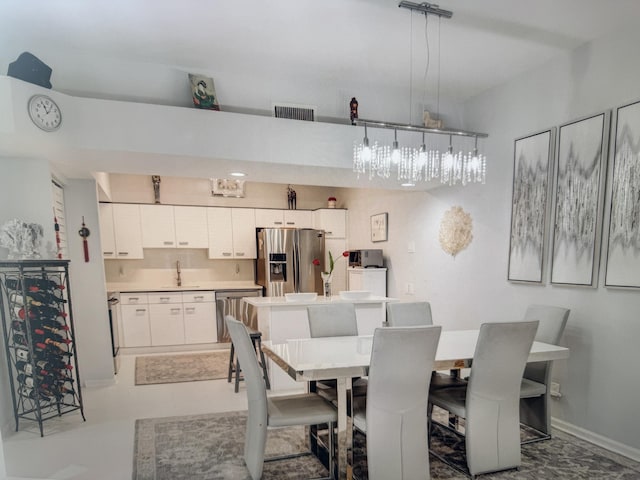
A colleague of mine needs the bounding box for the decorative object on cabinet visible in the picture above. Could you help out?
[605,100,640,288]
[350,97,358,125]
[211,178,245,197]
[151,175,161,204]
[188,73,219,110]
[78,217,90,262]
[0,219,44,260]
[0,260,85,436]
[327,197,337,208]
[370,212,388,242]
[551,112,609,287]
[28,94,62,132]
[7,52,52,88]
[352,2,488,187]
[287,185,297,209]
[508,128,556,284]
[439,206,473,257]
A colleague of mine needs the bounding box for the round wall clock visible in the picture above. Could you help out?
[27,94,62,132]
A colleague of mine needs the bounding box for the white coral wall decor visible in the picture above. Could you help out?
[439,206,473,257]
[0,218,44,259]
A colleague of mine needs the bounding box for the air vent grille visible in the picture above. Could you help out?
[273,103,316,122]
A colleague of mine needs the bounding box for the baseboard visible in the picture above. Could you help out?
[552,417,640,462]
[83,378,116,388]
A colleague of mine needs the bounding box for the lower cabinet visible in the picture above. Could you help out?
[120,291,216,347]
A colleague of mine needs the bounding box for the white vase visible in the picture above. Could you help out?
[321,272,333,298]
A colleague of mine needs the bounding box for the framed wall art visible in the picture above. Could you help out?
[507,128,555,283]
[550,112,610,287]
[370,212,388,242]
[604,100,640,288]
[211,178,245,197]
[188,73,220,111]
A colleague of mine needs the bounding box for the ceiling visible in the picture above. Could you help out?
[2,0,639,188]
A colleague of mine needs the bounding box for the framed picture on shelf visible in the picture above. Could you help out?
[507,128,555,284]
[371,213,388,242]
[604,100,640,288]
[188,73,220,110]
[550,112,609,287]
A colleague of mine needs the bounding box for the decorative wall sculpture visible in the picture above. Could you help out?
[605,100,640,288]
[508,129,555,283]
[551,112,609,287]
[439,206,473,257]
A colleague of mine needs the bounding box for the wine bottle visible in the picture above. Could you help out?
[13,333,29,347]
[26,290,66,306]
[18,386,51,401]
[35,338,72,354]
[33,328,71,345]
[18,305,67,322]
[15,360,37,376]
[6,278,64,292]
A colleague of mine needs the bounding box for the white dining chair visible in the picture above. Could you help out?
[520,304,570,443]
[353,325,442,480]
[225,316,337,480]
[307,303,359,337]
[429,320,539,478]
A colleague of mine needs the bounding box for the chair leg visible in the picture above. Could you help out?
[257,340,271,390]
[227,343,235,383]
[234,358,241,393]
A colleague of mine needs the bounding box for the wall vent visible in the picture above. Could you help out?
[273,103,316,122]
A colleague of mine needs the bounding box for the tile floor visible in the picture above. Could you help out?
[3,350,246,480]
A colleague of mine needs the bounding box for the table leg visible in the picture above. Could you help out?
[336,377,353,480]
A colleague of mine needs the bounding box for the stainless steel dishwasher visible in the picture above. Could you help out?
[215,289,262,342]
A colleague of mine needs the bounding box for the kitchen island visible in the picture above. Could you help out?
[244,295,394,392]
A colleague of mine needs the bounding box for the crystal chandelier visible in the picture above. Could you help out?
[352,1,488,187]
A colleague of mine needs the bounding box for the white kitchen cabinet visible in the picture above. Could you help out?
[283,210,313,228]
[348,267,387,297]
[174,206,208,248]
[140,205,176,248]
[120,304,151,347]
[254,209,285,227]
[207,207,256,259]
[313,209,347,238]
[183,302,217,343]
[149,303,185,346]
[106,204,143,259]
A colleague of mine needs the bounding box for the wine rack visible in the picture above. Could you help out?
[0,260,85,436]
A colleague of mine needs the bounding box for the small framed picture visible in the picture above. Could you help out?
[188,73,220,110]
[371,213,388,242]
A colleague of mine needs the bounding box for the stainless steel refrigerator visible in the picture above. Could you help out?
[256,228,325,296]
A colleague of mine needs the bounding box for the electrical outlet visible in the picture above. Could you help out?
[406,282,415,295]
[550,382,561,398]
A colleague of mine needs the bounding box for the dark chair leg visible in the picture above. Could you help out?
[227,343,235,383]
[255,337,271,389]
[234,357,241,393]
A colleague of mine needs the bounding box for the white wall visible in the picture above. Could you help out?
[343,26,640,455]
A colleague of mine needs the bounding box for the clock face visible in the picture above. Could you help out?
[28,94,62,132]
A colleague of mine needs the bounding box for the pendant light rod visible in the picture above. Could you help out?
[398,1,453,19]
[355,118,488,139]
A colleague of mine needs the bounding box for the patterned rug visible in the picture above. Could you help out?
[135,351,231,385]
[133,409,640,479]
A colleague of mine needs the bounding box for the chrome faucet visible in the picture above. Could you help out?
[176,260,182,287]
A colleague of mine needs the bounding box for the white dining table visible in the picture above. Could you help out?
[262,330,570,480]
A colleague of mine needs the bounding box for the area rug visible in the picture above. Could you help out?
[134,409,640,480]
[133,410,328,480]
[135,351,231,385]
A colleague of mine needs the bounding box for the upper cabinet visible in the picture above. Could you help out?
[141,205,176,248]
[99,203,144,259]
[283,210,313,228]
[140,205,208,249]
[174,206,208,248]
[254,209,284,228]
[313,209,347,238]
[207,207,257,259]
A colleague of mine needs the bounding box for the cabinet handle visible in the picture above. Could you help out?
[118,252,129,255]
[325,232,333,235]
[274,221,283,225]
[170,308,181,313]
[194,296,204,300]
[178,242,188,246]
[163,241,174,245]
[286,222,295,225]
[135,308,146,313]
[129,297,139,302]
[236,252,245,256]
[222,252,232,256]
[159,297,170,302]
[185,307,196,313]
[103,251,114,255]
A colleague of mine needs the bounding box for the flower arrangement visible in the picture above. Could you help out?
[313,250,349,276]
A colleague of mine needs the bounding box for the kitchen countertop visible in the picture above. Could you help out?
[106,281,262,293]
[244,295,394,307]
